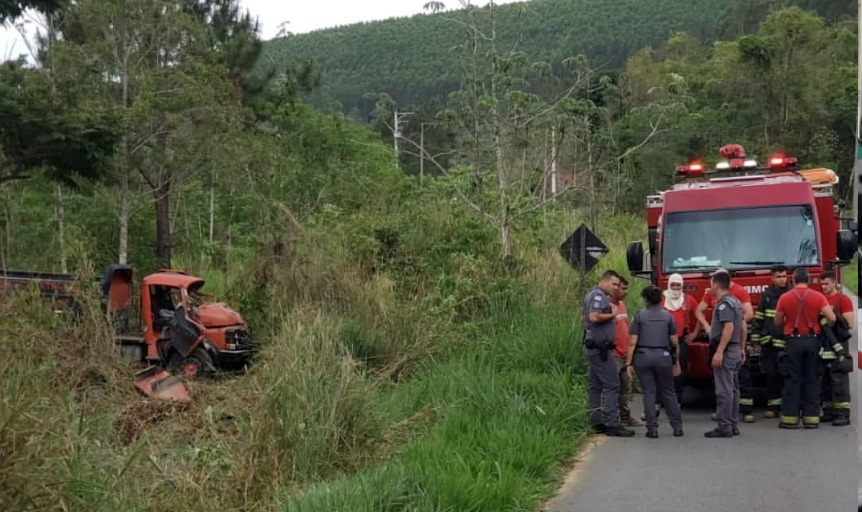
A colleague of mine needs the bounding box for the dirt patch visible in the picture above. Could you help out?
[114,400,194,446]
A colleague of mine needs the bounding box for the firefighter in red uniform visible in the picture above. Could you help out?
[749,266,791,418]
[689,268,753,421]
[818,271,855,426]
[774,267,836,429]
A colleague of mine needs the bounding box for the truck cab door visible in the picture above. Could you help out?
[166,305,204,359]
[100,264,134,331]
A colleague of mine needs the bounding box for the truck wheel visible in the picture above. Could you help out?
[169,348,215,378]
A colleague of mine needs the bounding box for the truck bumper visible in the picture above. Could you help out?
[217,349,254,368]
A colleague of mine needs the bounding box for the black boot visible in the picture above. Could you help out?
[646,428,658,438]
[605,426,636,437]
[704,428,733,438]
[832,414,850,427]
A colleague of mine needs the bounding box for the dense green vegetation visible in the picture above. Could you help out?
[0,0,857,511]
[264,0,731,118]
[263,0,855,120]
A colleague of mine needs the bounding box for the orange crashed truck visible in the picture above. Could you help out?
[103,264,253,377]
[1,265,254,377]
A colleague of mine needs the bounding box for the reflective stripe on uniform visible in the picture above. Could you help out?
[802,416,820,425]
[780,415,799,424]
[755,311,765,319]
[833,402,851,409]
[773,338,785,348]
[767,398,781,406]
[750,333,761,343]
[764,309,776,317]
[740,398,754,406]
[822,401,834,408]
[821,350,836,360]
[832,343,844,354]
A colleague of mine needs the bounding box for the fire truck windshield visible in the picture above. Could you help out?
[662,205,819,272]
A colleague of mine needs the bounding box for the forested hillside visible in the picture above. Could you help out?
[263,0,727,117]
[263,0,854,118]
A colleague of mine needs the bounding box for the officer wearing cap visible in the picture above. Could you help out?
[704,271,744,438]
[774,267,836,429]
[583,270,635,437]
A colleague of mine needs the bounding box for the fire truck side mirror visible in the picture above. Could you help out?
[836,229,856,262]
[627,241,645,272]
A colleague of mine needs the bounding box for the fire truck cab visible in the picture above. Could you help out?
[627,144,858,388]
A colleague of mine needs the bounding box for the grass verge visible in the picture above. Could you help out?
[842,254,857,296]
[279,309,591,512]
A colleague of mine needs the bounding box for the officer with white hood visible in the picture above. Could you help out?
[661,273,698,406]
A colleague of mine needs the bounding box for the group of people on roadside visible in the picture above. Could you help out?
[583,265,854,438]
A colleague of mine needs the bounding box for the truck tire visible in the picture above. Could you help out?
[169,347,215,378]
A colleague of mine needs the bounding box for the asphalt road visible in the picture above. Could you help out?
[547,292,859,512]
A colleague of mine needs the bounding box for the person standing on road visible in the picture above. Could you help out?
[704,272,745,438]
[662,273,697,407]
[818,271,854,426]
[626,285,684,438]
[749,266,791,419]
[774,267,836,429]
[688,268,753,422]
[611,277,642,427]
[583,270,636,437]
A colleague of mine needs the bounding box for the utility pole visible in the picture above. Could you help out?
[393,110,413,159]
[551,125,557,200]
[420,122,435,186]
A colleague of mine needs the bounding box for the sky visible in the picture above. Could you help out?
[1,0,526,62]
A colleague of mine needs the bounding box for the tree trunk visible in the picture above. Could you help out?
[551,127,557,200]
[119,172,130,265]
[56,184,67,273]
[154,179,171,267]
[499,207,511,258]
[1,188,9,272]
[118,46,130,265]
[489,3,510,257]
[209,181,215,243]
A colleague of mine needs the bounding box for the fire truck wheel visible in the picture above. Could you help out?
[169,348,215,378]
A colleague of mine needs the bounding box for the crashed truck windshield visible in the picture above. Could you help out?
[662,205,819,273]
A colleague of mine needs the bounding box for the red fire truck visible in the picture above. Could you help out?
[626,144,858,388]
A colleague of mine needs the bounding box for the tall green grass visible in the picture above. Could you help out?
[842,255,858,296]
[280,310,590,512]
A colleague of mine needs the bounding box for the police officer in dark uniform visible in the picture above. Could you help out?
[774,267,836,429]
[705,271,745,438]
[583,270,635,437]
[749,265,791,419]
[625,285,684,438]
